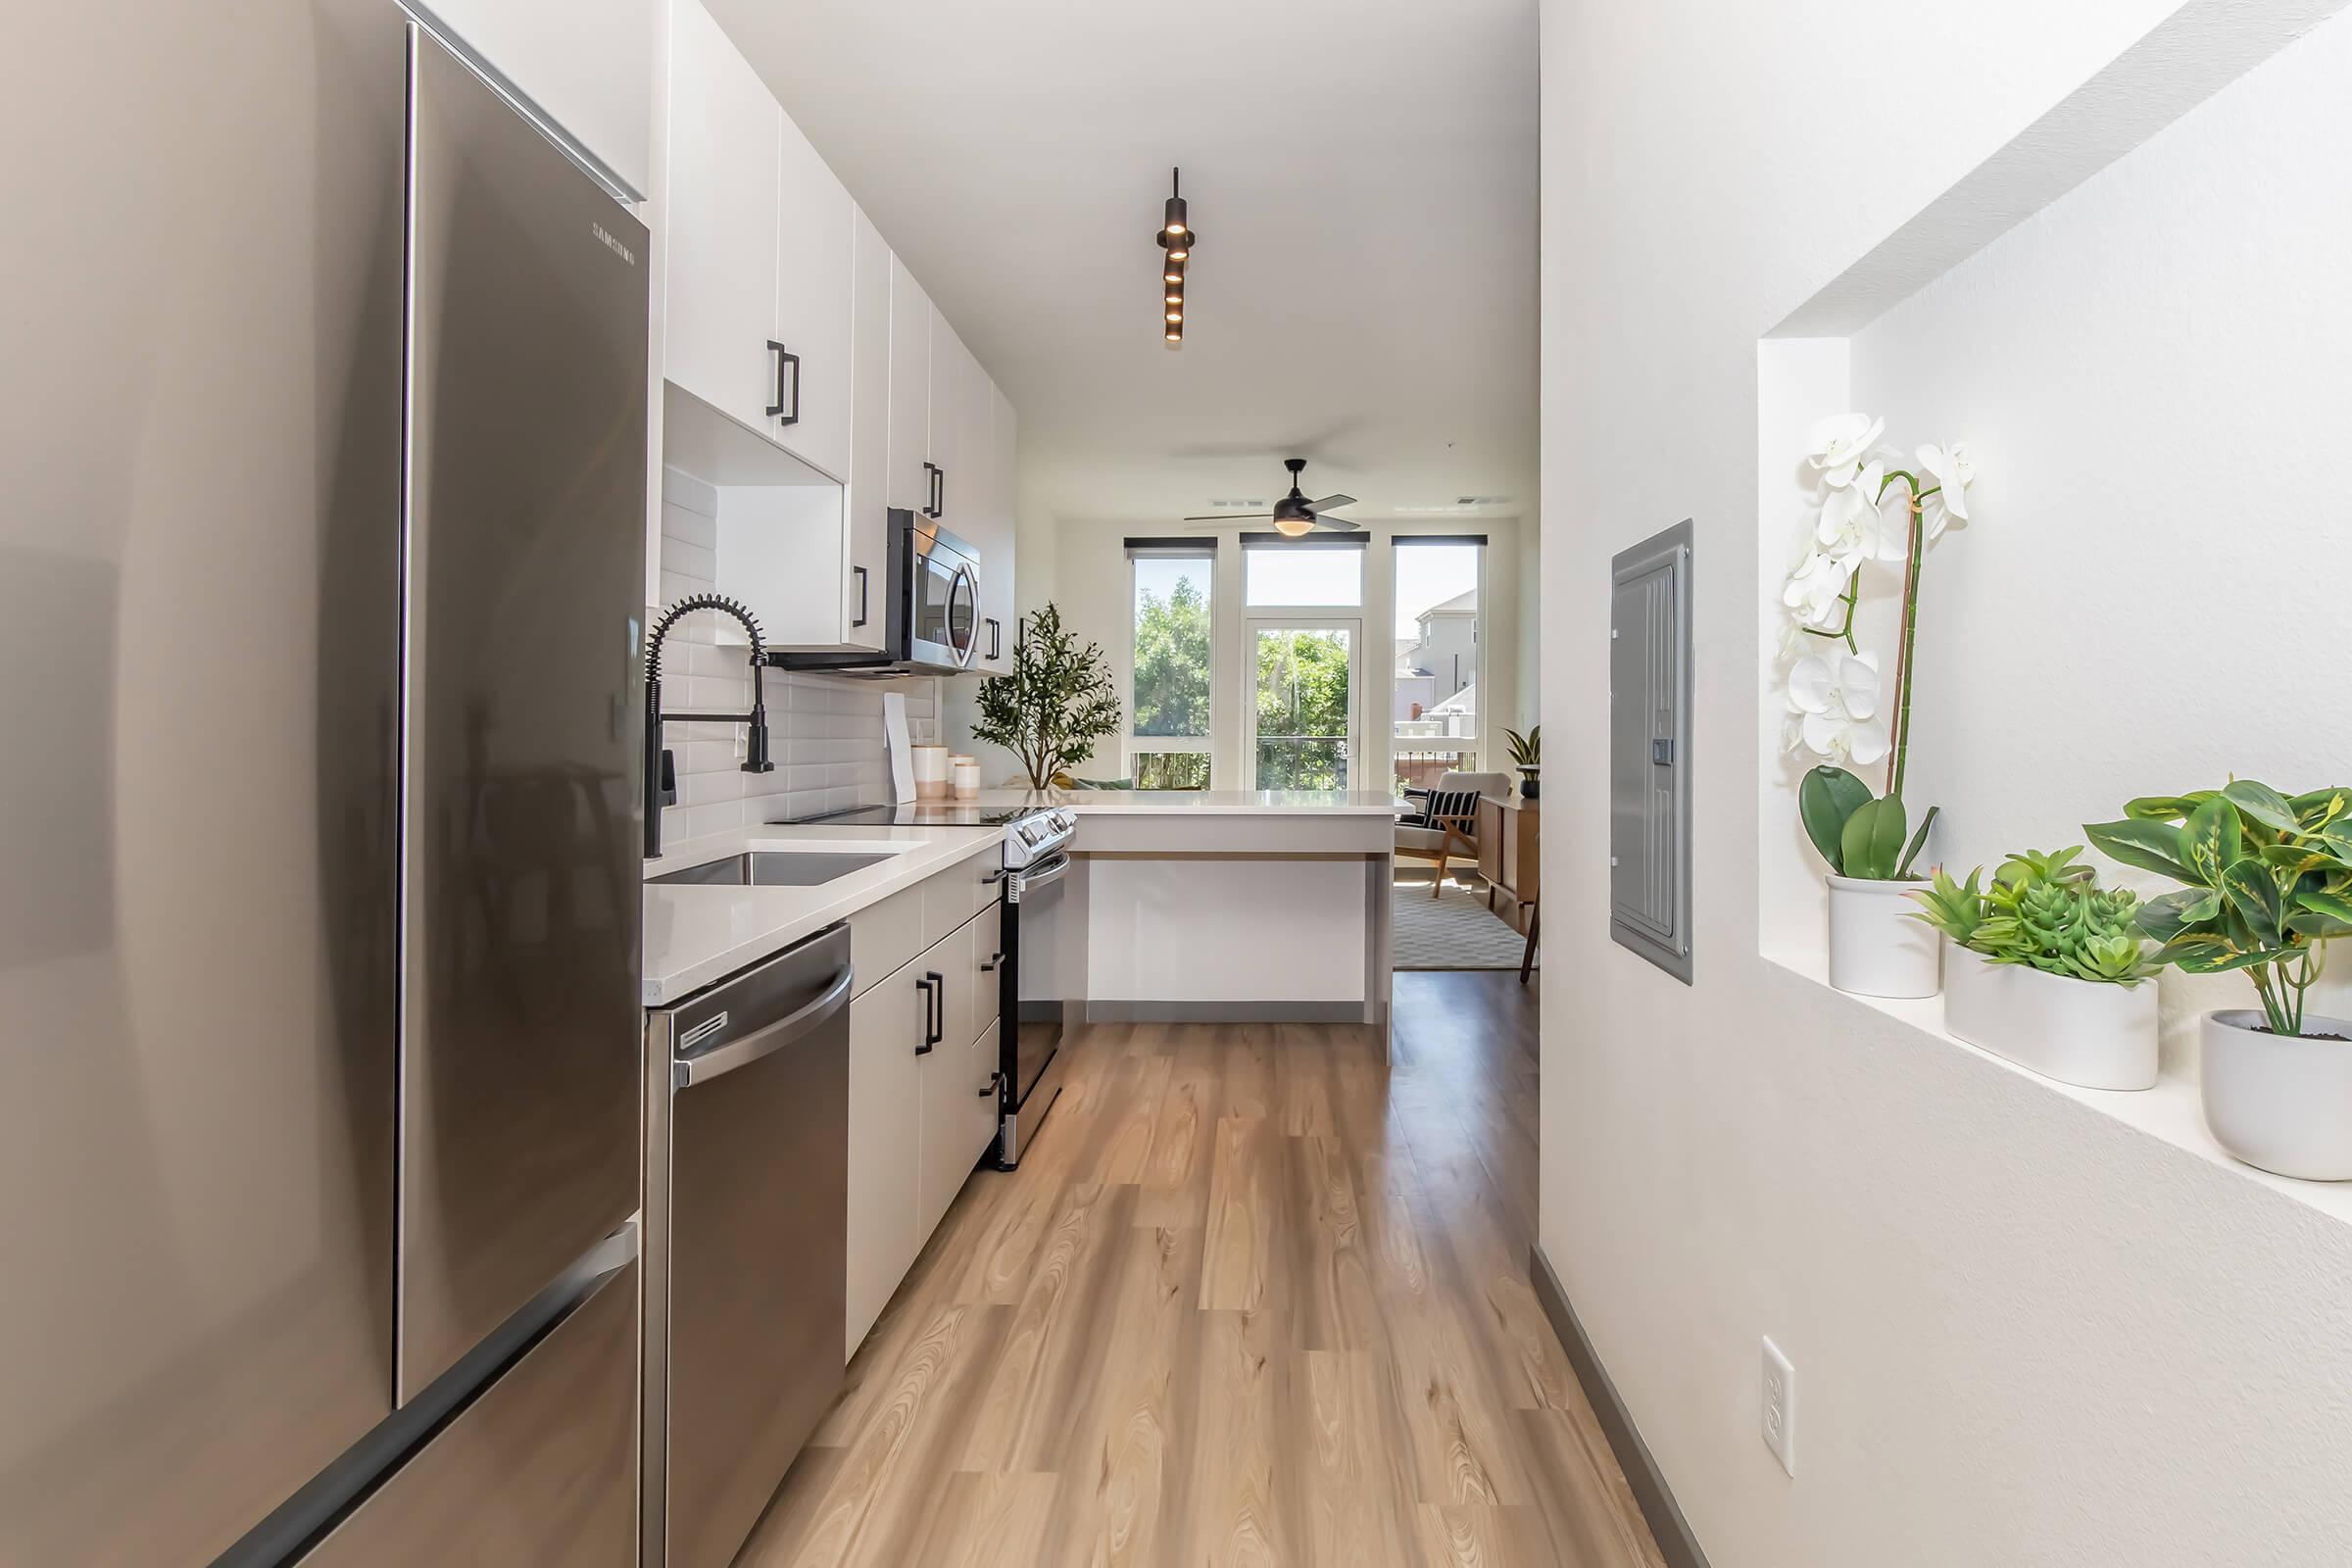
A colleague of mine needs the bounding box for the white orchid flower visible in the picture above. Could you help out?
[1915,441,1975,541]
[1782,549,1852,631]
[1805,412,1885,490]
[1816,460,1895,568]
[1787,650,1889,765]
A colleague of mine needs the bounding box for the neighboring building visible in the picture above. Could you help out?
[1392,589,1476,725]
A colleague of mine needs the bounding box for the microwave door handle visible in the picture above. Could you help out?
[671,965,853,1089]
[949,564,980,668]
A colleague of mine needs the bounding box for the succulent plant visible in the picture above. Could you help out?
[1910,846,2155,986]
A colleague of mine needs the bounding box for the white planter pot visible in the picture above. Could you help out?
[2201,1008,2352,1181]
[1826,875,1941,999]
[1941,947,2158,1091]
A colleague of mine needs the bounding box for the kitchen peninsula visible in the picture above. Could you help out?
[976,788,1404,1031]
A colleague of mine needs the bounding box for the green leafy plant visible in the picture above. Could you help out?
[1503,725,1541,770]
[2084,782,2352,1037]
[1799,765,1936,881]
[1909,847,2154,985]
[969,604,1122,791]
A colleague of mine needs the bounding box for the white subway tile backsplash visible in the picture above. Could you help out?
[649,474,941,849]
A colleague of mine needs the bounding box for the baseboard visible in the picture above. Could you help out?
[1080,1000,1369,1023]
[1529,1245,1713,1568]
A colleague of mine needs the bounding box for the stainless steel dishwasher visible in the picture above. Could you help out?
[643,924,854,1568]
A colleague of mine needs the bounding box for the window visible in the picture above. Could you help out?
[1129,544,1213,788]
[1392,537,1485,797]
[1245,539,1362,607]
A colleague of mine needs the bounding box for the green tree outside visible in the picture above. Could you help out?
[1255,629,1351,789]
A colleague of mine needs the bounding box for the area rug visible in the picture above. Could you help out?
[1392,874,1536,970]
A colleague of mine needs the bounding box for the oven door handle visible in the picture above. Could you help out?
[672,965,854,1089]
[1008,852,1072,901]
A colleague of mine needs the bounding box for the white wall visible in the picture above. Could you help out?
[1541,3,2352,1565]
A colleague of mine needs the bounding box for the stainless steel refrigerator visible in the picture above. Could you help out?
[0,9,647,1562]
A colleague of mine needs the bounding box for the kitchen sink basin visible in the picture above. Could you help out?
[649,851,895,888]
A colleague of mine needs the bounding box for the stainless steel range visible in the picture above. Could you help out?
[993,807,1077,1165]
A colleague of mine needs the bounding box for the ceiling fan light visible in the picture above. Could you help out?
[1273,515,1315,539]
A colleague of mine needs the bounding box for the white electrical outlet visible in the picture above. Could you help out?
[1761,1337,1796,1476]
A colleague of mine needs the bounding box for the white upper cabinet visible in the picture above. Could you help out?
[926,309,967,529]
[885,259,933,516]
[974,382,1018,673]
[663,0,780,435]
[771,112,854,480]
[427,0,655,196]
[841,208,892,650]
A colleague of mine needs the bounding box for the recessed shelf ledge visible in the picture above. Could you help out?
[1760,946,2352,1229]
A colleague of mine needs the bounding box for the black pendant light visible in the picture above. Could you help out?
[1154,167,1195,347]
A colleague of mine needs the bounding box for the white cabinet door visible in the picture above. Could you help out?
[663,0,779,432]
[926,309,968,531]
[886,259,933,515]
[771,109,854,479]
[917,917,983,1240]
[974,379,1018,672]
[846,963,925,1360]
[426,0,654,195]
[842,208,892,652]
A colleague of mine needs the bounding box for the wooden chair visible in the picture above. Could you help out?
[1395,770,1510,899]
[1519,899,1539,983]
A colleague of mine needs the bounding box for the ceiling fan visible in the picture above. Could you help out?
[1185,458,1360,537]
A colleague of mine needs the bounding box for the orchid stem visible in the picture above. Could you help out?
[1876,469,1927,803]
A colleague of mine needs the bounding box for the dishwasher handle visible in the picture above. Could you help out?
[672,964,855,1090]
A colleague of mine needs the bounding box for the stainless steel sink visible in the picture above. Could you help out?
[649,851,895,888]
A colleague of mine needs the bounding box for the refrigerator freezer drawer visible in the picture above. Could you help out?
[302,1259,639,1566]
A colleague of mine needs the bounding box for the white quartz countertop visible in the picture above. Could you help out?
[641,821,1004,1006]
[969,788,1409,815]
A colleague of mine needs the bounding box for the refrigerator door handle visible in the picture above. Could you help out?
[671,966,853,1089]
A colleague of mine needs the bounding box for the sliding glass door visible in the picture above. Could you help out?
[1248,618,1360,791]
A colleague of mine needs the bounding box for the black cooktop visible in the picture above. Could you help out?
[779,802,1038,828]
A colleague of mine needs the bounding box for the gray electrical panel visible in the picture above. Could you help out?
[1610,519,1693,983]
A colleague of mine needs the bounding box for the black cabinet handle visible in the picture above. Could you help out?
[985,617,1001,661]
[766,341,801,424]
[979,951,1002,973]
[914,971,941,1054]
[930,464,944,517]
[852,565,869,628]
[978,1070,1002,1100]
[921,462,940,518]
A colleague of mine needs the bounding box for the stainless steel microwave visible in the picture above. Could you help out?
[775,510,981,675]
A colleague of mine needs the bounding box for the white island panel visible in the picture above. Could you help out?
[1087,858,1367,1004]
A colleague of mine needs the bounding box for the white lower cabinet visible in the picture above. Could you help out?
[845,961,925,1360]
[846,890,1005,1360]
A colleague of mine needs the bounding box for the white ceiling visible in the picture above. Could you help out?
[705,0,1539,530]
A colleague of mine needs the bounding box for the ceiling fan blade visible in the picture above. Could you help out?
[1306,493,1357,512]
[1182,513,1272,522]
[1311,514,1363,532]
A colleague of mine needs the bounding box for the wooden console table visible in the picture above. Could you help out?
[1477,794,1539,931]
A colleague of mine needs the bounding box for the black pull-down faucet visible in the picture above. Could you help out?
[643,594,775,858]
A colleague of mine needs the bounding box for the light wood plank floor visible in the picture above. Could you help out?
[739,971,1665,1568]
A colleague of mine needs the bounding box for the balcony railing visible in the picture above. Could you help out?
[1254,734,1349,791]
[1393,745,1478,797]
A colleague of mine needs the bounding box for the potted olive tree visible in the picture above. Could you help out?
[1780,414,1976,998]
[1910,847,2159,1090]
[968,604,1122,792]
[2087,783,2352,1178]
